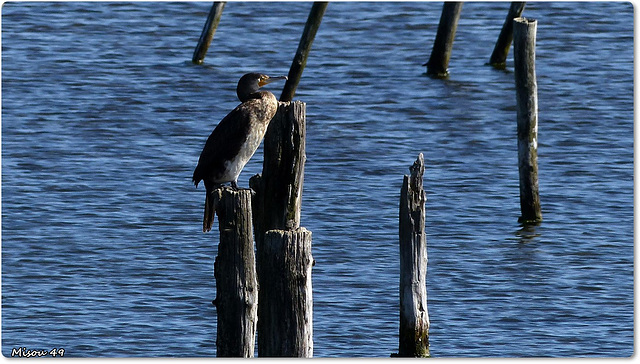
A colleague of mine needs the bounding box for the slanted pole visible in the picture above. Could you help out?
[424,2,463,77]
[488,2,526,68]
[280,2,328,102]
[398,153,430,357]
[211,187,258,357]
[513,17,542,224]
[192,2,226,65]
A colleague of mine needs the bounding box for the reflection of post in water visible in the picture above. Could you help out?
[515,224,540,244]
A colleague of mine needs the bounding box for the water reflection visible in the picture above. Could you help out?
[515,223,541,244]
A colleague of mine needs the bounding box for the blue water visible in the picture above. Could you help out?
[1,1,634,357]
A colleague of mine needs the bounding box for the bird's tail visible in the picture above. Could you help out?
[193,174,200,188]
[203,189,216,233]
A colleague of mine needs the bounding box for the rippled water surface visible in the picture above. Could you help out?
[2,1,633,357]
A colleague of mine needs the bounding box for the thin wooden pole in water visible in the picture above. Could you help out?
[424,2,463,77]
[513,17,542,224]
[211,187,258,357]
[249,100,312,357]
[280,2,328,102]
[398,153,429,357]
[488,2,526,69]
[192,2,226,65]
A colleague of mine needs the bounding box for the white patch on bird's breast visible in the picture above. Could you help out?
[216,95,276,184]
[219,123,268,183]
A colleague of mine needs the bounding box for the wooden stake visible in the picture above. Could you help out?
[488,2,526,69]
[249,101,313,357]
[398,153,429,357]
[280,2,328,102]
[250,101,306,245]
[513,17,542,224]
[424,2,463,78]
[212,187,257,357]
[192,2,226,65]
[258,228,313,357]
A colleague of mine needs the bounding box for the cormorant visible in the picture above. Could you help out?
[193,72,287,232]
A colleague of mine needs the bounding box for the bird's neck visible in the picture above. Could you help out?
[239,91,270,103]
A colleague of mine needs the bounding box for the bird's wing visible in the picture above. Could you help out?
[192,103,255,186]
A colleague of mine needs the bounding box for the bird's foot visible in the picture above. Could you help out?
[213,181,252,192]
[210,184,225,194]
[229,181,253,194]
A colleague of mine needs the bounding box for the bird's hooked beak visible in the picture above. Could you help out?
[259,75,287,87]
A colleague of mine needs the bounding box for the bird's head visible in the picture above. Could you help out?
[237,73,287,102]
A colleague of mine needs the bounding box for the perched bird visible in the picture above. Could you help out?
[193,73,287,232]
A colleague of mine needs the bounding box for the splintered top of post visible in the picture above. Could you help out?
[514,17,537,25]
[213,186,255,199]
[410,153,424,178]
[409,153,425,192]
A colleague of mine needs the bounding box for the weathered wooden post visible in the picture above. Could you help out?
[250,101,306,245]
[513,17,542,224]
[424,2,463,77]
[211,187,258,357]
[249,100,313,357]
[192,2,226,65]
[398,153,429,357]
[488,2,526,68]
[259,228,313,357]
[280,2,328,102]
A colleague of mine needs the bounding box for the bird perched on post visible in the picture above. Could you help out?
[193,73,287,232]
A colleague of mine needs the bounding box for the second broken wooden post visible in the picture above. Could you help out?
[212,187,258,357]
[259,228,313,357]
[250,101,313,357]
[398,153,429,357]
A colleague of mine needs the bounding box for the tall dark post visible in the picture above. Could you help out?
[192,2,226,65]
[249,101,312,357]
[211,188,258,357]
[398,153,429,357]
[250,101,306,246]
[280,2,328,102]
[513,17,542,224]
[424,2,463,77]
[489,2,526,68]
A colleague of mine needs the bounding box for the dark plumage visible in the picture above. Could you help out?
[193,73,286,232]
